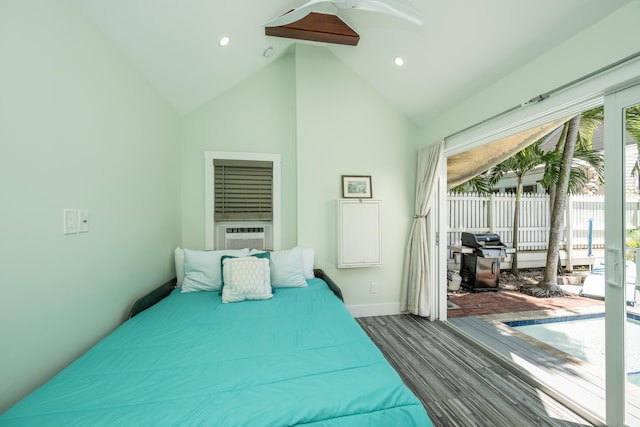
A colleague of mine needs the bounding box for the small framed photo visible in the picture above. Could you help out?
[342,175,372,199]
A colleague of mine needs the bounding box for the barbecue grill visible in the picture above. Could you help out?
[459,232,511,291]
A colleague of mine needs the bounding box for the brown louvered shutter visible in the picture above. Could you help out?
[214,159,273,221]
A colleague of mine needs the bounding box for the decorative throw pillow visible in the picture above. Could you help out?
[181,248,249,293]
[221,257,272,303]
[269,246,308,288]
[220,251,271,288]
[301,247,315,279]
[175,247,185,287]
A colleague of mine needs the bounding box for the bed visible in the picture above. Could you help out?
[1,247,432,426]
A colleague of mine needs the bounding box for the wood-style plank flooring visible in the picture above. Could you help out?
[356,315,593,427]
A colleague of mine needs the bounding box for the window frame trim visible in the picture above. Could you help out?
[204,151,281,250]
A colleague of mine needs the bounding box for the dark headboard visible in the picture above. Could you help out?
[128,278,176,319]
[128,270,343,320]
[314,269,344,301]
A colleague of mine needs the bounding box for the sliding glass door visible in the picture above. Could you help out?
[604,83,640,426]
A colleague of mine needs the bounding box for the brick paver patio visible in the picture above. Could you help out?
[447,289,604,318]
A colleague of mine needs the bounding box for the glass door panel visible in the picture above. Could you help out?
[623,99,640,426]
[604,84,640,426]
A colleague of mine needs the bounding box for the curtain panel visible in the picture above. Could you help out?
[400,141,443,317]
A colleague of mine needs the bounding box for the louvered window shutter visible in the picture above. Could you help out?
[214,159,273,221]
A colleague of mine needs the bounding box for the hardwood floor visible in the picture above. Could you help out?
[356,315,594,427]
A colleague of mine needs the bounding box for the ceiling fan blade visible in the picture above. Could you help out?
[353,0,423,26]
[263,0,329,27]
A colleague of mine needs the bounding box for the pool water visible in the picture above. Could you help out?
[506,314,640,386]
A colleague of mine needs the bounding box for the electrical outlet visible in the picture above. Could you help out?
[370,282,378,294]
[78,209,89,232]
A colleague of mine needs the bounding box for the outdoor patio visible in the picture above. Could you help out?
[445,266,610,318]
[447,288,605,318]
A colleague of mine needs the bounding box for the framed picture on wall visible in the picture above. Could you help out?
[342,175,372,199]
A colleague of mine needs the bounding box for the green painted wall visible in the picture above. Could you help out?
[180,53,298,250]
[0,1,180,412]
[423,0,640,144]
[180,45,419,307]
[295,45,420,306]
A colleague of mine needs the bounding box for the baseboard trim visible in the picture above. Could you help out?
[347,303,401,318]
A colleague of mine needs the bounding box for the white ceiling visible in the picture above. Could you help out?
[76,0,633,124]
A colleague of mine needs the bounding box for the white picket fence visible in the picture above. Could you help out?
[448,192,640,267]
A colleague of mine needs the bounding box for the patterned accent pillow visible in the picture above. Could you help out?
[220,251,271,289]
[221,257,272,303]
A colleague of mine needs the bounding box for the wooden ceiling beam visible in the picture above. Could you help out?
[265,12,359,46]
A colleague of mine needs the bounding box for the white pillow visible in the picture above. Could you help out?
[222,257,272,303]
[301,247,315,280]
[175,247,185,287]
[270,246,308,288]
[181,248,249,293]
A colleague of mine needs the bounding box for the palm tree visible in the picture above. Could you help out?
[533,107,604,296]
[538,115,582,296]
[485,107,604,290]
[453,106,605,286]
[453,105,632,297]
[626,105,640,142]
[490,142,547,275]
[540,107,604,210]
[625,106,640,185]
[449,173,493,195]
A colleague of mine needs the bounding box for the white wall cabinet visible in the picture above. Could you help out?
[338,199,381,268]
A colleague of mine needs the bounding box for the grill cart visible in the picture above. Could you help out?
[459,232,513,292]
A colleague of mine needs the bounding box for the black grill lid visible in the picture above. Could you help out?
[461,232,504,248]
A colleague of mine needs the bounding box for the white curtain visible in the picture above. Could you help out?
[400,141,444,317]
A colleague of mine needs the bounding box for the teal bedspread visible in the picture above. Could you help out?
[1,279,432,426]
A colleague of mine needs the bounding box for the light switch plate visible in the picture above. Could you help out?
[78,209,89,232]
[64,209,78,234]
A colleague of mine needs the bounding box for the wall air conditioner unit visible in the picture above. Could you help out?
[216,224,272,250]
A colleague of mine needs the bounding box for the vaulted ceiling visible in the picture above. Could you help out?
[75,0,633,124]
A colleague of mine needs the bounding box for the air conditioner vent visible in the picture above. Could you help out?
[226,227,265,234]
[215,223,272,251]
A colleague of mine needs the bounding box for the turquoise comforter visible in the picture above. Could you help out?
[1,279,432,426]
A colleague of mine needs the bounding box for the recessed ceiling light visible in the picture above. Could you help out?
[219,36,230,47]
[394,56,404,67]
